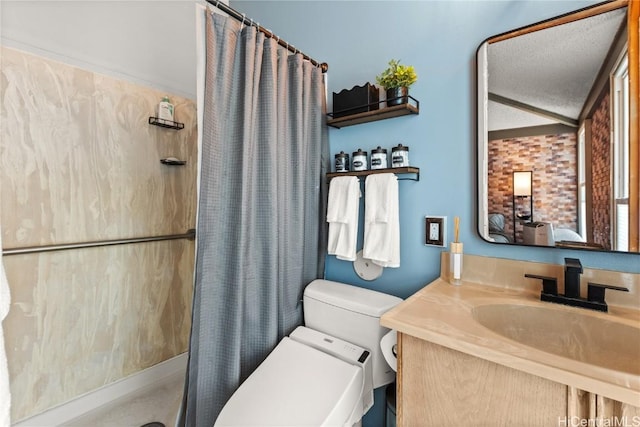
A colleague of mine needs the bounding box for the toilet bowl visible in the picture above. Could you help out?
[216,327,370,427]
[214,280,403,427]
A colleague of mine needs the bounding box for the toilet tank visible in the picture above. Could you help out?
[303,279,403,388]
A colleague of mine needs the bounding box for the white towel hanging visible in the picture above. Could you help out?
[327,176,361,261]
[0,229,11,427]
[363,174,400,268]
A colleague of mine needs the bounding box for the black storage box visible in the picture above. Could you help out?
[332,83,379,118]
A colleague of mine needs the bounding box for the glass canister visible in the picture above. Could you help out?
[391,144,410,167]
[334,151,349,172]
[370,146,388,170]
[352,149,368,171]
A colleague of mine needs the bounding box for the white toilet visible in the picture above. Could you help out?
[215,279,403,427]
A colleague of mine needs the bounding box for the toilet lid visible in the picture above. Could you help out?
[215,337,363,427]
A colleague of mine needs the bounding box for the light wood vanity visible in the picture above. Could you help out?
[381,255,640,427]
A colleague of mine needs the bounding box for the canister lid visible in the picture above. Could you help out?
[371,146,387,154]
[335,151,349,158]
[392,144,409,152]
[353,148,367,157]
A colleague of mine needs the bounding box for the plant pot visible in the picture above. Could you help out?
[386,87,409,107]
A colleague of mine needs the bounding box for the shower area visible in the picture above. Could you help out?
[0,2,199,423]
[0,44,198,422]
[1,1,328,425]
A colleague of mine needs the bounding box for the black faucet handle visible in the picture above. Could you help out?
[525,274,558,295]
[587,282,629,303]
[564,257,583,273]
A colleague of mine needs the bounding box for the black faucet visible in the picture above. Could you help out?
[563,257,583,299]
[525,257,629,312]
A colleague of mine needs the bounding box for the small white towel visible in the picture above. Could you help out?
[363,174,400,268]
[0,228,11,427]
[327,176,361,261]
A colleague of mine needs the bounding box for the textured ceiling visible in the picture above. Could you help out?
[488,100,557,132]
[487,7,626,132]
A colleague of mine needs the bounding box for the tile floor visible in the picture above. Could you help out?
[64,372,184,427]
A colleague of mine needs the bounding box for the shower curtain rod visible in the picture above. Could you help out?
[206,0,328,73]
[1,229,196,256]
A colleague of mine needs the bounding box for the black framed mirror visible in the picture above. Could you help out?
[477,0,639,253]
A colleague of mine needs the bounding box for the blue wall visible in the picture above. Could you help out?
[229,0,639,423]
[231,0,639,299]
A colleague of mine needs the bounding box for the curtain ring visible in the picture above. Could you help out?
[208,0,219,15]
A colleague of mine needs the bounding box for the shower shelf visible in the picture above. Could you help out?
[148,117,185,130]
[326,166,420,182]
[160,158,186,166]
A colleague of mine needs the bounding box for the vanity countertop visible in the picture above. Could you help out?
[380,276,640,406]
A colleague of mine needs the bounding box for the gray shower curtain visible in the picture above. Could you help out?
[182,11,329,426]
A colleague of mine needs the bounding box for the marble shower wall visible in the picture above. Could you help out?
[0,46,197,421]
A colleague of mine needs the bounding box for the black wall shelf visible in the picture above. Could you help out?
[327,166,420,182]
[149,117,185,130]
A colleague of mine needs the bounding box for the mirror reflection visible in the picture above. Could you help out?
[477,1,638,253]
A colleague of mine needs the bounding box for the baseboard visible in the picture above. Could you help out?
[13,352,188,427]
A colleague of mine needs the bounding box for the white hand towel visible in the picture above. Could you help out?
[0,229,11,427]
[327,176,361,261]
[363,174,400,268]
[364,175,391,224]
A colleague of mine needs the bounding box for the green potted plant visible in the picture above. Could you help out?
[375,59,418,107]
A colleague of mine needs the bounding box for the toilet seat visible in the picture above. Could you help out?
[215,336,364,427]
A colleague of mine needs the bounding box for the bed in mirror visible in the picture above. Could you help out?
[476,0,639,253]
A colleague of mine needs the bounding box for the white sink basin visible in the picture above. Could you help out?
[472,303,640,375]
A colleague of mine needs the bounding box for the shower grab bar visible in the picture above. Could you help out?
[2,229,196,256]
